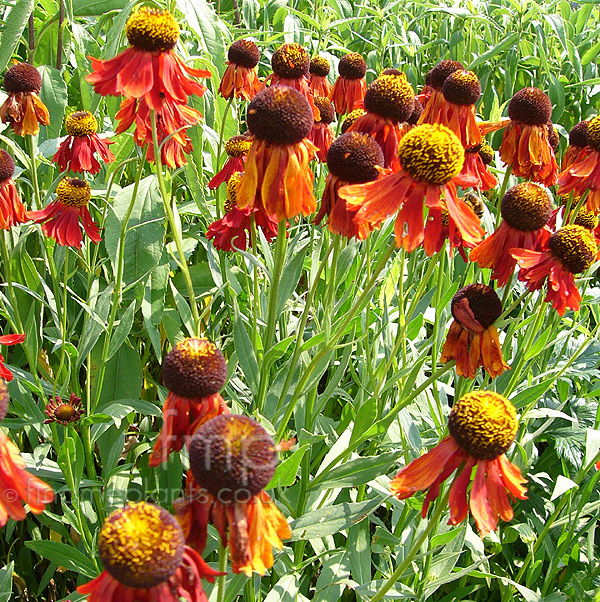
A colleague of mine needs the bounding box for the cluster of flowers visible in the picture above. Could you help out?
[0,5,599,600]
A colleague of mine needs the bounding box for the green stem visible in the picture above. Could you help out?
[323,234,342,341]
[27,135,43,210]
[216,542,228,602]
[494,165,512,227]
[368,488,451,602]
[255,219,287,411]
[150,110,201,335]
[276,241,396,439]
[91,160,144,411]
[53,248,70,399]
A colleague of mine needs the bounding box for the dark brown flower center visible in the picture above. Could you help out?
[3,62,42,94]
[247,86,313,145]
[310,56,330,77]
[162,337,227,398]
[501,182,552,231]
[451,283,502,330]
[314,96,335,124]
[338,52,366,79]
[189,415,277,502]
[228,39,260,68]
[508,87,552,125]
[327,132,384,183]
[429,60,464,91]
[0,150,15,183]
[442,70,481,106]
[271,43,309,79]
[569,120,589,148]
[364,74,415,123]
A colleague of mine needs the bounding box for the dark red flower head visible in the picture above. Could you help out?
[228,39,260,68]
[3,63,42,94]
[0,150,15,183]
[429,59,464,91]
[508,87,552,125]
[338,52,367,79]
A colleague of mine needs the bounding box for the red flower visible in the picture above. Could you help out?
[77,502,222,602]
[264,43,319,119]
[308,56,333,98]
[511,225,598,315]
[457,144,498,191]
[314,132,384,239]
[27,178,100,247]
[175,415,292,576]
[309,97,335,163]
[53,111,114,174]
[0,63,50,136]
[207,206,279,252]
[0,334,25,382]
[207,135,252,190]
[391,391,527,536]
[86,8,209,111]
[44,393,84,425]
[423,202,476,259]
[417,60,464,128]
[340,124,483,251]
[219,39,261,101]
[440,284,509,379]
[0,150,27,229]
[557,115,600,212]
[149,338,229,467]
[347,74,415,169]
[470,182,552,287]
[330,53,367,115]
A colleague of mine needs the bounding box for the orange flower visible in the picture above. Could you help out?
[264,43,319,119]
[308,56,333,98]
[330,52,367,115]
[53,111,114,174]
[427,69,482,149]
[347,73,415,169]
[314,132,384,239]
[27,178,101,247]
[309,97,335,163]
[175,415,292,576]
[470,182,552,287]
[0,62,50,136]
[423,201,478,259]
[149,338,229,467]
[219,39,261,100]
[0,150,27,229]
[0,377,54,526]
[391,391,527,536]
[417,60,464,127]
[208,135,252,189]
[77,502,222,602]
[557,115,600,212]
[236,86,317,221]
[440,284,509,379]
[511,225,598,315]
[561,120,589,171]
[340,124,483,251]
[498,88,559,185]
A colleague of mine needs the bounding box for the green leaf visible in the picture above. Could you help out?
[0,0,34,73]
[104,175,165,289]
[25,541,98,578]
[289,498,381,540]
[467,32,519,69]
[277,242,308,315]
[57,429,85,494]
[268,444,309,488]
[73,0,129,16]
[38,65,68,140]
[310,452,400,490]
[106,300,136,361]
[0,561,13,602]
[91,342,143,405]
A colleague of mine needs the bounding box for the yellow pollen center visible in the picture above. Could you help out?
[125,7,179,52]
[177,337,217,361]
[55,404,77,421]
[226,171,243,207]
[56,178,91,208]
[398,124,464,185]
[448,391,518,460]
[548,224,598,274]
[225,137,252,158]
[587,115,600,150]
[99,502,184,589]
[65,111,98,137]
